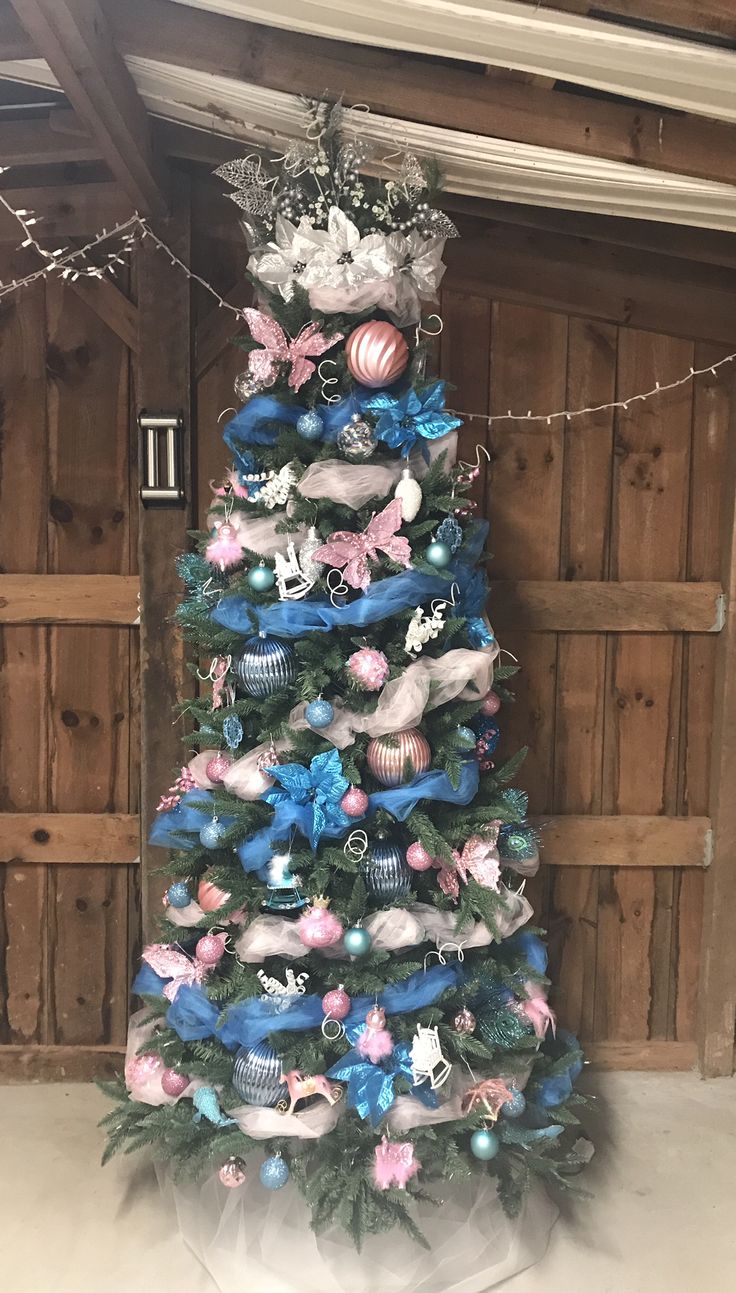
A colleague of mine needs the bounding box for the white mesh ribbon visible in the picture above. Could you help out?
[229,1098,342,1141]
[298,432,457,511]
[235,914,309,962]
[222,737,291,800]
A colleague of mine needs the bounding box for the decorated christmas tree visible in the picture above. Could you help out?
[103,101,590,1272]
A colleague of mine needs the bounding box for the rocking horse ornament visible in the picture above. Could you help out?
[276,1069,344,1116]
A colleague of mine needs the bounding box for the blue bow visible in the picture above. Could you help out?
[262,748,350,849]
[326,1040,437,1127]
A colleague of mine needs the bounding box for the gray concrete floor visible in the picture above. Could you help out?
[0,1072,733,1292]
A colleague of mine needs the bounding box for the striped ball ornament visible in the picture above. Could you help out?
[362,835,412,902]
[232,1041,287,1107]
[366,727,431,787]
[345,321,409,388]
[235,632,296,698]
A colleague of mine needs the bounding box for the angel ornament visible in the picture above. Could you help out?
[404,601,446,656]
[410,1024,452,1090]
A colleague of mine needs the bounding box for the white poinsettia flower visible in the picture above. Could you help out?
[387,230,447,298]
[248,215,329,295]
[300,206,396,291]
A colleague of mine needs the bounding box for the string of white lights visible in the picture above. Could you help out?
[0,190,732,423]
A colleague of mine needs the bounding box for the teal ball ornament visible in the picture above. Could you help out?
[344,926,372,957]
[247,562,275,593]
[235,633,296,698]
[260,1154,290,1190]
[471,1129,500,1160]
[166,881,191,908]
[425,539,452,569]
[502,1090,526,1119]
[199,818,227,849]
[305,698,334,729]
[296,410,324,441]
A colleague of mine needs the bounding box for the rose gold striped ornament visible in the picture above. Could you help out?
[345,321,409,389]
[366,727,431,787]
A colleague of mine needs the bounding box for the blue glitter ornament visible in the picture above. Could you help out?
[471,1128,499,1160]
[233,1041,288,1107]
[247,562,276,593]
[199,818,228,849]
[166,881,191,908]
[296,409,324,441]
[502,1089,527,1118]
[305,698,334,729]
[222,714,244,749]
[455,725,477,749]
[260,1154,290,1190]
[436,515,463,554]
[362,834,411,902]
[235,633,296,698]
[424,539,452,569]
[344,926,372,957]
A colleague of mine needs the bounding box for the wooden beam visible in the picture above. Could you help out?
[488,580,723,632]
[7,0,166,215]
[698,375,736,1077]
[522,2,736,43]
[0,1043,125,1081]
[67,273,139,352]
[535,815,711,868]
[105,0,736,188]
[0,108,99,165]
[0,813,140,863]
[195,281,250,380]
[584,1040,696,1070]
[0,182,131,239]
[0,574,139,623]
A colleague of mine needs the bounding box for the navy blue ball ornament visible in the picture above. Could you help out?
[247,562,275,593]
[424,539,452,569]
[344,926,372,957]
[502,1089,527,1119]
[296,409,324,441]
[199,818,228,849]
[471,1128,500,1160]
[235,633,296,698]
[166,881,191,908]
[260,1154,290,1190]
[362,833,412,901]
[305,698,334,729]
[233,1041,288,1107]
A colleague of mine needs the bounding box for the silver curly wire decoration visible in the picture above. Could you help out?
[196,654,232,683]
[423,940,467,971]
[321,1016,346,1041]
[317,358,341,404]
[344,829,369,860]
[327,567,349,607]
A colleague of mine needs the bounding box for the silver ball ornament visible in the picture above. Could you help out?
[336,414,377,462]
[235,633,296,698]
[233,1041,287,1106]
[234,371,260,401]
[362,835,412,901]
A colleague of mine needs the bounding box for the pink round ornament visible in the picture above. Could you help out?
[195,932,227,965]
[341,786,369,818]
[198,876,231,912]
[205,753,231,784]
[322,985,351,1020]
[345,321,409,389]
[366,727,431,787]
[347,647,390,692]
[480,691,501,717]
[125,1052,164,1087]
[297,900,344,949]
[406,841,434,871]
[161,1067,190,1097]
[219,1157,247,1189]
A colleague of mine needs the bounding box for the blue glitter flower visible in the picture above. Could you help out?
[361,381,462,457]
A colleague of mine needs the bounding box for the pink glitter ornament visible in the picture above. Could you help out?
[198,875,231,912]
[347,647,390,692]
[480,690,501,717]
[205,523,244,570]
[297,899,344,949]
[205,753,231,784]
[161,1068,190,1097]
[219,1157,247,1189]
[356,1006,394,1063]
[406,841,434,871]
[340,786,369,818]
[345,321,409,389]
[322,986,351,1020]
[195,932,227,966]
[373,1136,420,1191]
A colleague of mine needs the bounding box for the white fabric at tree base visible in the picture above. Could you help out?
[157,1160,558,1293]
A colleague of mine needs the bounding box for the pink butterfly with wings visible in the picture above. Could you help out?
[142,942,209,1002]
[312,498,412,591]
[242,307,343,391]
[435,832,501,901]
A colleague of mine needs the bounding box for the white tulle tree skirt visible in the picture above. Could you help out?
[157,1163,558,1293]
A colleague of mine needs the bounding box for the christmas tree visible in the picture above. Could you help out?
[103,101,590,1254]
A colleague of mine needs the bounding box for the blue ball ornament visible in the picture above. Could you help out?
[305,698,334,729]
[247,562,275,593]
[344,926,372,957]
[502,1090,527,1119]
[199,818,227,849]
[296,410,324,441]
[167,881,191,909]
[260,1154,290,1190]
[424,539,452,569]
[471,1128,500,1160]
[236,634,296,699]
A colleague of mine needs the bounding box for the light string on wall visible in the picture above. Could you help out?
[0,188,733,424]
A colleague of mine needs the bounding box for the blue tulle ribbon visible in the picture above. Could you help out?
[224,394,363,451]
[529,1030,585,1108]
[326,1041,437,1126]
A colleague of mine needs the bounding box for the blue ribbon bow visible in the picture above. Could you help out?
[262,748,350,849]
[326,1040,437,1126]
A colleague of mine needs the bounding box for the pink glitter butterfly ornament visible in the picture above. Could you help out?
[242,307,343,391]
[313,498,411,591]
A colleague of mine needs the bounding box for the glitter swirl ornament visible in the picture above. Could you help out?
[502,1089,527,1118]
[232,1041,288,1107]
[199,818,228,849]
[235,632,296,698]
[345,321,409,388]
[296,409,324,441]
[219,1157,247,1188]
[305,698,334,729]
[366,727,431,787]
[347,647,389,692]
[336,413,377,462]
[362,833,412,902]
[166,881,191,909]
[234,371,261,401]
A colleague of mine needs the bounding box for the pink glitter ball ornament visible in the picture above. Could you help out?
[161,1068,190,1097]
[205,753,231,784]
[345,321,409,389]
[406,841,434,871]
[195,932,227,966]
[341,786,369,818]
[297,899,344,949]
[347,647,390,692]
[480,690,502,717]
[322,986,351,1020]
[219,1157,247,1189]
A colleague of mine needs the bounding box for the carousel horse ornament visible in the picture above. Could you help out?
[276,1069,344,1115]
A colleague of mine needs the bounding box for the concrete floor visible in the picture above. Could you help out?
[0,1072,734,1292]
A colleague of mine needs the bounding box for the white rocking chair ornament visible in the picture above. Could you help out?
[274,540,316,601]
[410,1024,452,1090]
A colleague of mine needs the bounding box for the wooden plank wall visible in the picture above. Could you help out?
[0,249,139,1079]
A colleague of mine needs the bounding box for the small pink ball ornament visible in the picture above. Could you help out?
[322,986,351,1020]
[219,1157,247,1189]
[205,753,231,784]
[345,321,409,389]
[341,786,369,818]
[480,691,502,717]
[161,1068,190,1097]
[297,898,344,949]
[366,727,431,787]
[195,932,227,966]
[347,647,390,692]
[406,841,434,871]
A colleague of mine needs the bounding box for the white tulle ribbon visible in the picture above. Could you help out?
[229,1099,342,1140]
[291,645,498,749]
[298,432,457,511]
[222,737,290,800]
[166,900,206,928]
[124,1010,206,1106]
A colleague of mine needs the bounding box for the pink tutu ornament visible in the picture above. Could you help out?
[205,523,244,570]
[356,1006,394,1063]
[297,898,344,948]
[347,647,390,692]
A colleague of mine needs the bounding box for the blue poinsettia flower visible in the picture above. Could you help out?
[361,381,463,457]
[262,748,350,848]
